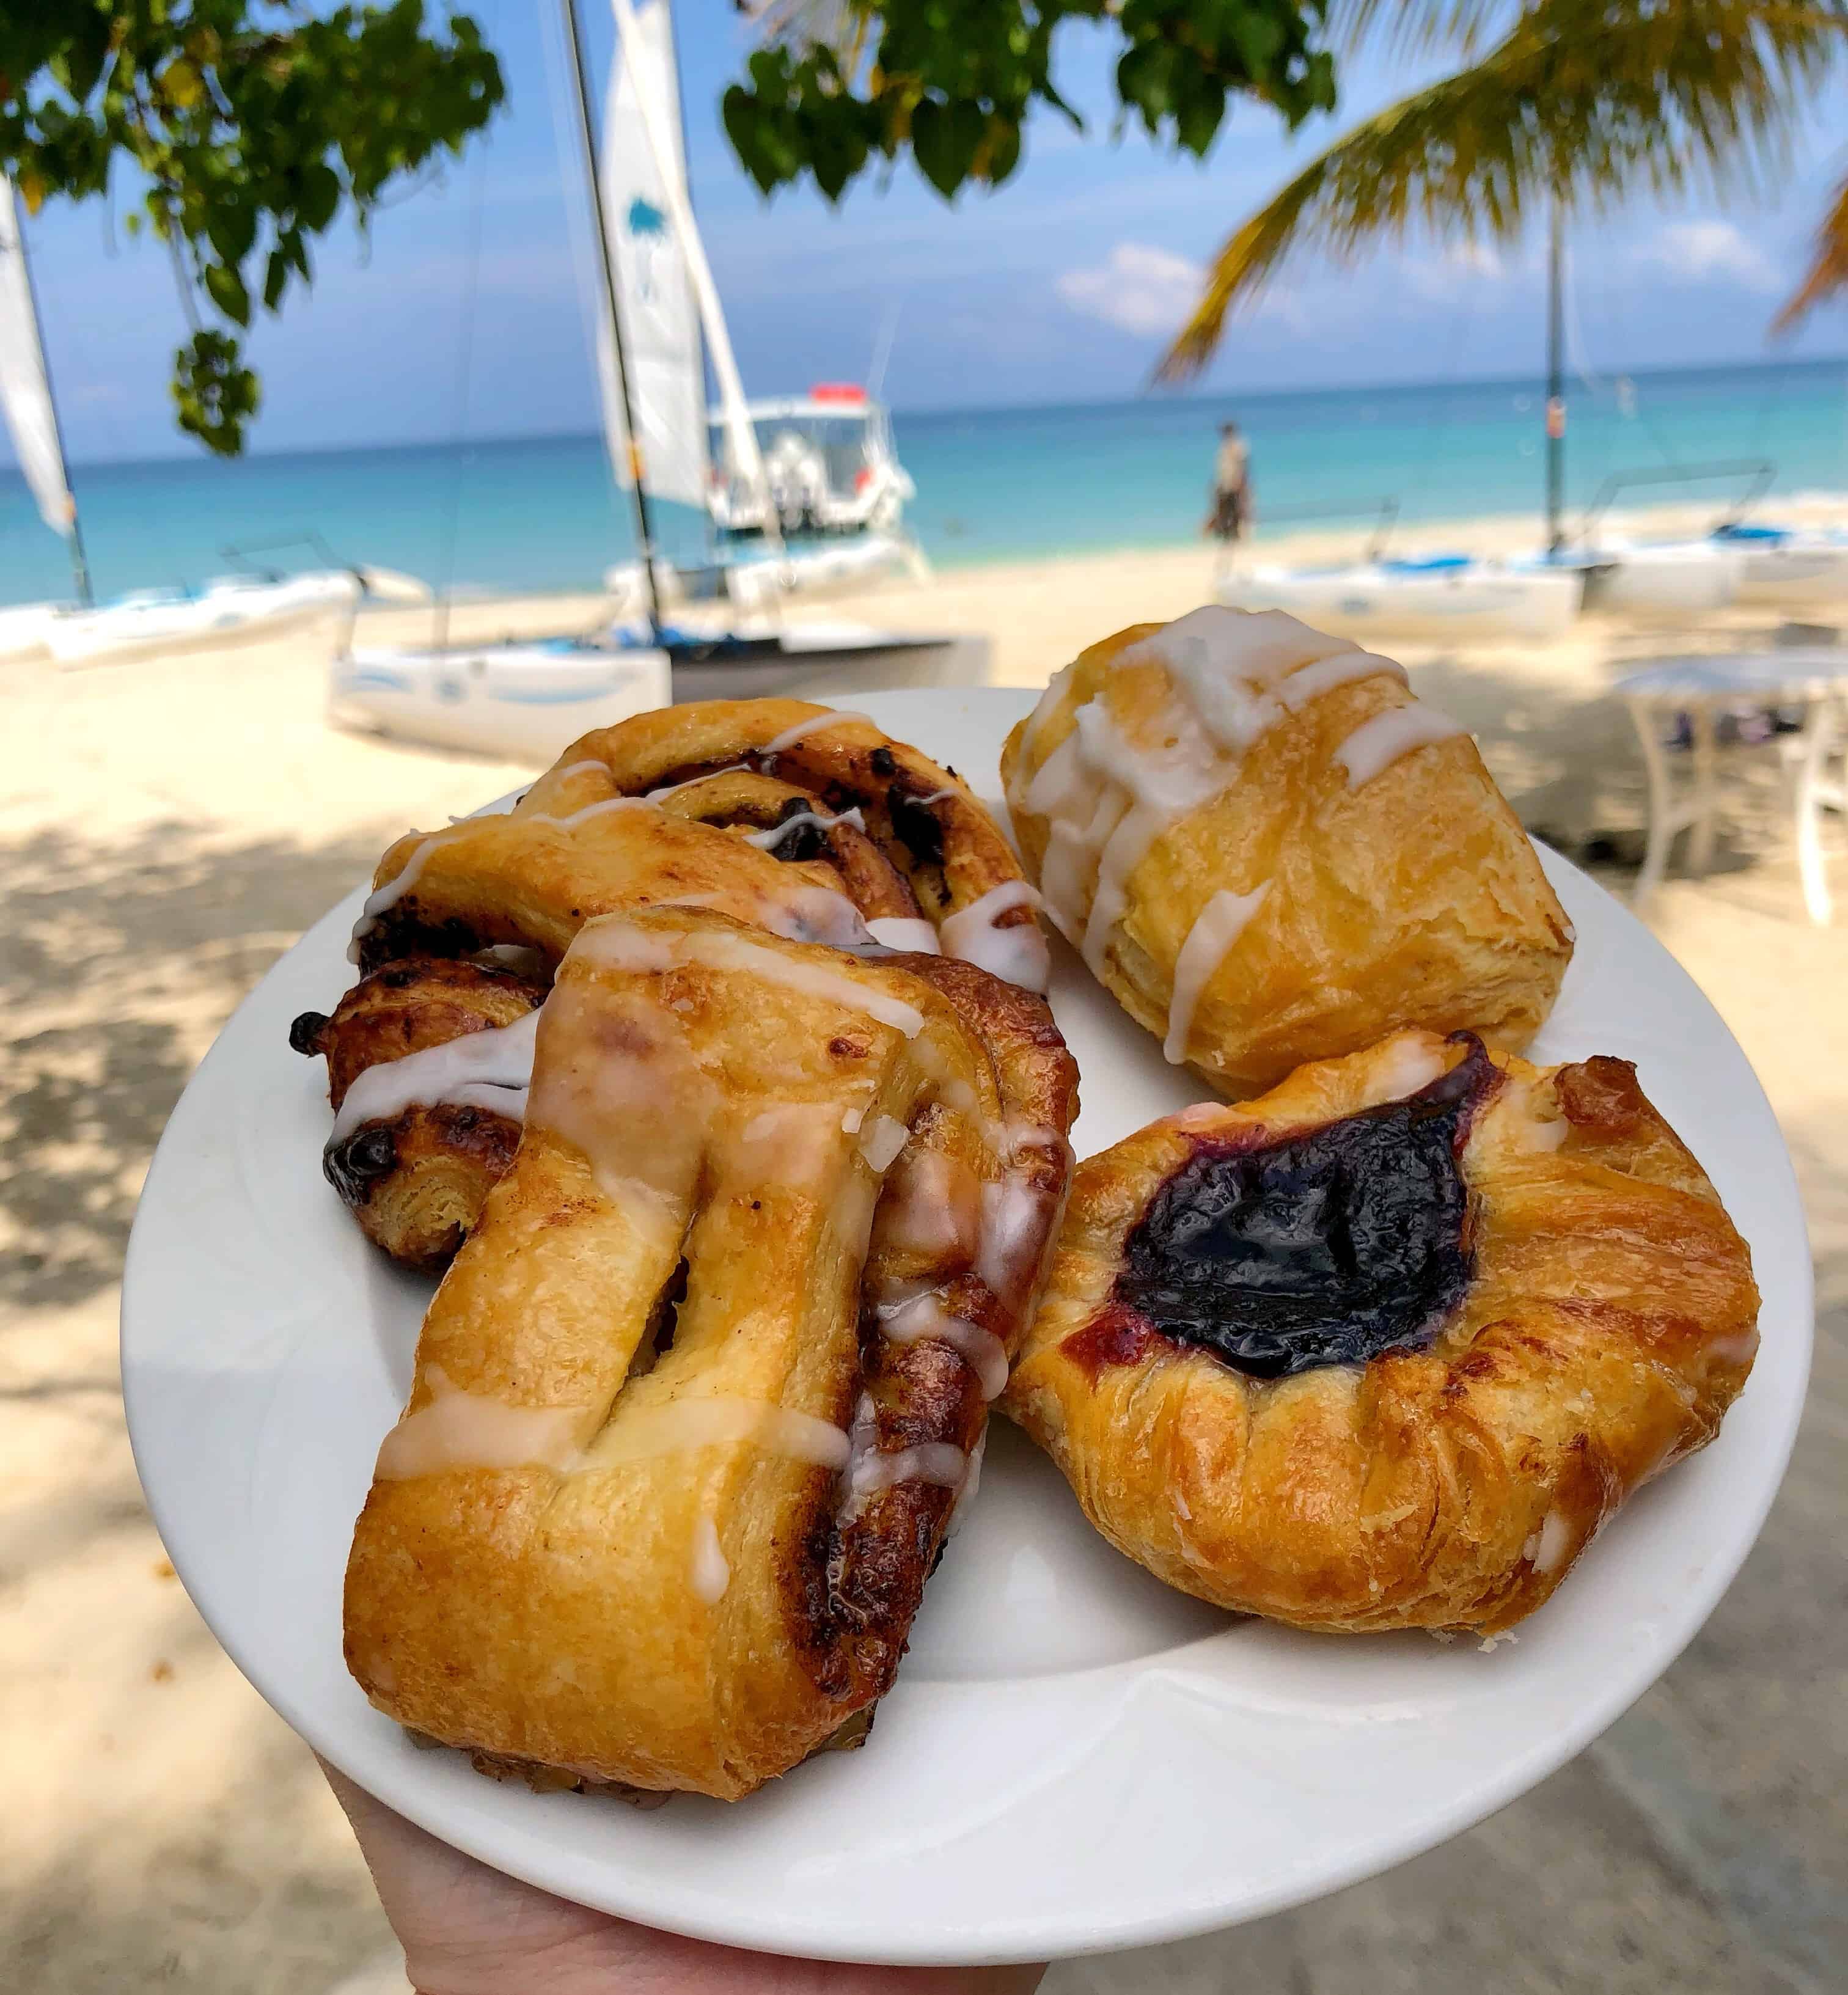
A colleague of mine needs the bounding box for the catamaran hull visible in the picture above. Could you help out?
[1580,543,1744,615]
[1731,540,1848,605]
[50,573,362,668]
[1217,563,1579,641]
[329,644,670,764]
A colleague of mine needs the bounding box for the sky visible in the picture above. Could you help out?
[13,0,1848,465]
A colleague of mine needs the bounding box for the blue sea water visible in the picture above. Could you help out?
[4,357,1844,607]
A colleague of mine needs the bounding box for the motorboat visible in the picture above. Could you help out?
[603,529,928,615]
[707,387,915,543]
[329,638,670,764]
[1219,552,1580,642]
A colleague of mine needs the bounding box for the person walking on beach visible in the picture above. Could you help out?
[1206,419,1252,545]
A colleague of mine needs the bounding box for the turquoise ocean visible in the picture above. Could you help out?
[5,357,1846,607]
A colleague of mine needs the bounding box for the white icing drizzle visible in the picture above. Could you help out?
[1522,1510,1573,1574]
[849,1441,968,1499]
[875,1147,983,1261]
[946,1427,987,1535]
[328,1007,540,1148]
[859,1113,911,1173]
[1335,702,1467,789]
[916,786,959,805]
[878,1292,1010,1400]
[1274,647,1407,711]
[655,882,871,950]
[582,1394,853,1471]
[645,763,749,801]
[676,928,926,1036]
[743,805,866,848]
[864,916,941,954]
[527,796,654,832]
[840,1105,866,1133]
[938,880,1051,994]
[1015,609,1409,973]
[974,1130,1069,1315]
[545,758,610,788]
[690,1515,732,1603]
[375,1364,589,1481]
[1162,884,1271,1065]
[761,708,875,755]
[1365,1035,1453,1108]
[347,831,455,963]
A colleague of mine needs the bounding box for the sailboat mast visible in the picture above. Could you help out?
[12,213,91,606]
[1545,203,1566,556]
[557,0,664,638]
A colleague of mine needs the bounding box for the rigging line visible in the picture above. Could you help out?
[434,132,490,653]
[1401,273,1477,532]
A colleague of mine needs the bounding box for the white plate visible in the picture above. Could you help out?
[122,689,1813,1966]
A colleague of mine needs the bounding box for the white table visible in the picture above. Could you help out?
[1616,650,1848,923]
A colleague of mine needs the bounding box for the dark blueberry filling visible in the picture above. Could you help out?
[1111,1038,1495,1379]
[288,1009,329,1056]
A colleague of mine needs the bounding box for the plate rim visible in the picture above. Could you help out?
[122,686,1814,1964]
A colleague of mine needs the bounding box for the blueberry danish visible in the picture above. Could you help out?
[1002,1029,1758,1636]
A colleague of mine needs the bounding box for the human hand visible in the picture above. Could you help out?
[324,1762,1047,1995]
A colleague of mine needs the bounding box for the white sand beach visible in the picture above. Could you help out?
[2,529,1844,1991]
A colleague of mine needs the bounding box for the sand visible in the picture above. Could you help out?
[2,527,1844,1993]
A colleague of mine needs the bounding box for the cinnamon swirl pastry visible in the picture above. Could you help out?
[343,906,1077,1800]
[1000,608,1574,1097]
[1003,1029,1758,1636]
[296,698,1052,1268]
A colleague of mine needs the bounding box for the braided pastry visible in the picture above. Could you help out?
[343,906,1077,1800]
[1002,1028,1758,1636]
[1000,608,1573,1097]
[294,699,1052,1268]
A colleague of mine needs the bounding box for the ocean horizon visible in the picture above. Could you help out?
[4,354,1846,608]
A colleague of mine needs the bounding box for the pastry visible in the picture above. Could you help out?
[294,698,1052,1267]
[1000,607,1574,1096]
[1002,1028,1758,1636]
[343,906,1077,1799]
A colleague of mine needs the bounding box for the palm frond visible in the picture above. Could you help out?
[1160,0,1847,382]
[1335,0,1518,60]
[1773,167,1848,328]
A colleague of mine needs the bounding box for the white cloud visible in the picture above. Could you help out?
[1403,238,1512,302]
[1056,241,1206,339]
[1639,220,1778,293]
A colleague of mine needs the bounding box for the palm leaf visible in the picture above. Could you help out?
[1159,0,1846,381]
[1773,167,1848,327]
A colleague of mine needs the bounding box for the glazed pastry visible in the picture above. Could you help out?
[353,697,1048,987]
[296,698,1052,1268]
[1003,1029,1758,1636]
[343,906,1077,1800]
[1000,607,1574,1096]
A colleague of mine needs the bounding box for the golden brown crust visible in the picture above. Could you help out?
[1002,1030,1759,1636]
[1000,613,1574,1096]
[344,907,1077,1799]
[307,701,1052,1272]
[296,961,543,1270]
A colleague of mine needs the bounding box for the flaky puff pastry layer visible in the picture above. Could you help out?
[1000,609,1573,1096]
[1002,1030,1759,1636]
[344,907,1076,1800]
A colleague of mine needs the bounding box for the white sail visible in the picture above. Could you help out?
[606,0,780,557]
[0,178,74,538]
[596,0,706,508]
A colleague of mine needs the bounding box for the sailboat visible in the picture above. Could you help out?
[329,0,953,760]
[587,0,926,621]
[1506,211,1745,617]
[0,175,428,668]
[0,172,90,661]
